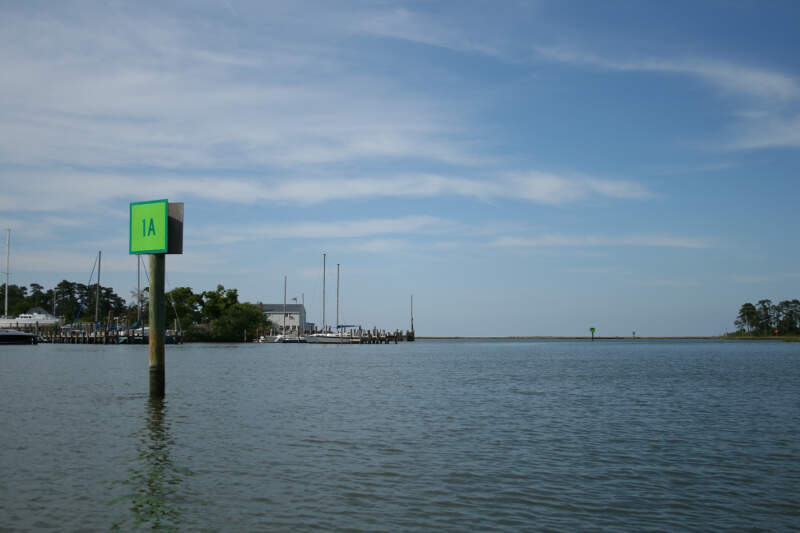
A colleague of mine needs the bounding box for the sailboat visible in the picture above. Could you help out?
[275,275,306,343]
[0,228,60,330]
[305,254,347,344]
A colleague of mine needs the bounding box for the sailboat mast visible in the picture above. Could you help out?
[322,253,326,332]
[4,229,9,318]
[137,255,141,326]
[283,275,287,334]
[336,263,340,328]
[411,294,414,332]
[95,250,101,323]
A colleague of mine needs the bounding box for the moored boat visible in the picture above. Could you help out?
[274,334,306,343]
[305,332,346,344]
[0,310,63,328]
[0,328,38,345]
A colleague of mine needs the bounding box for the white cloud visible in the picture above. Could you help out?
[196,215,450,244]
[534,46,800,101]
[534,45,800,151]
[345,238,412,253]
[631,279,700,288]
[0,168,651,212]
[492,234,709,248]
[727,115,800,150]
[0,6,476,172]
[730,272,800,284]
[350,7,500,57]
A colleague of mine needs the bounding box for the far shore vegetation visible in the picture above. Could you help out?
[1,281,269,343]
[3,283,799,342]
[729,299,800,338]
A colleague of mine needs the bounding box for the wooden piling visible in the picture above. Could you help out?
[149,254,166,397]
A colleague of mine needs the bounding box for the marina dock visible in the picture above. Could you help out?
[4,323,184,345]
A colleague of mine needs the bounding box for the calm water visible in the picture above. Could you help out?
[1,340,799,532]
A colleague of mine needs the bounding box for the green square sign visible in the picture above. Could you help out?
[130,199,168,254]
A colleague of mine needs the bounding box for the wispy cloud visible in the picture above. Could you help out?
[196,215,450,245]
[0,7,476,171]
[0,169,651,211]
[492,234,709,248]
[534,46,800,101]
[534,45,800,150]
[726,115,800,150]
[730,272,800,284]
[631,279,700,288]
[344,238,412,254]
[268,172,650,205]
[350,7,500,57]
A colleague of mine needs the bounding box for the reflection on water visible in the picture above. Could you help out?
[111,396,193,532]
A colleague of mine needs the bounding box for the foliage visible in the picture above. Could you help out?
[188,285,265,342]
[1,280,126,323]
[733,299,800,336]
[165,286,201,332]
[2,280,267,342]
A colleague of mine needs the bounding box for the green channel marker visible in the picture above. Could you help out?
[130,199,168,254]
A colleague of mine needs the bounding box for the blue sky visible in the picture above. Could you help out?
[1,0,799,336]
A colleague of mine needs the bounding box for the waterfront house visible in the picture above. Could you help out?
[262,304,306,335]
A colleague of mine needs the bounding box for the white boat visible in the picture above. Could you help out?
[0,310,62,328]
[266,275,307,343]
[304,255,355,344]
[274,334,306,343]
[305,332,347,344]
[0,231,51,328]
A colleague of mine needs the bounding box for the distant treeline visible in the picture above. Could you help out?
[1,281,268,342]
[733,299,800,336]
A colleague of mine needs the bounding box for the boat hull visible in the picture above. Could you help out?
[275,335,307,343]
[305,334,347,344]
[0,329,38,345]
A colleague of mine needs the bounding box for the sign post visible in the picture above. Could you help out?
[130,200,183,397]
[590,327,596,341]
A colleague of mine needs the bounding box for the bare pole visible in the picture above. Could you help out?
[336,263,340,328]
[149,254,166,397]
[322,253,326,332]
[137,255,141,326]
[411,294,414,333]
[283,275,287,334]
[95,250,101,323]
[4,229,9,318]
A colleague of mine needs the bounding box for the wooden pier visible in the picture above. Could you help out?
[5,323,184,345]
[258,327,416,344]
[9,323,411,345]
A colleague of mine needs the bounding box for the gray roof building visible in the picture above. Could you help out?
[262,304,307,333]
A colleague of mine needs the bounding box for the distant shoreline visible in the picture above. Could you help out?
[417,336,800,341]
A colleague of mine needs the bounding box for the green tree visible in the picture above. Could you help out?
[208,302,265,341]
[166,287,202,332]
[201,285,239,321]
[756,299,775,335]
[186,286,265,341]
[776,299,800,335]
[0,284,28,316]
[28,283,47,309]
[55,280,81,322]
[735,302,758,334]
[78,284,127,324]
[127,287,149,326]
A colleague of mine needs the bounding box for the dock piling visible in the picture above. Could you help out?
[149,254,166,397]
